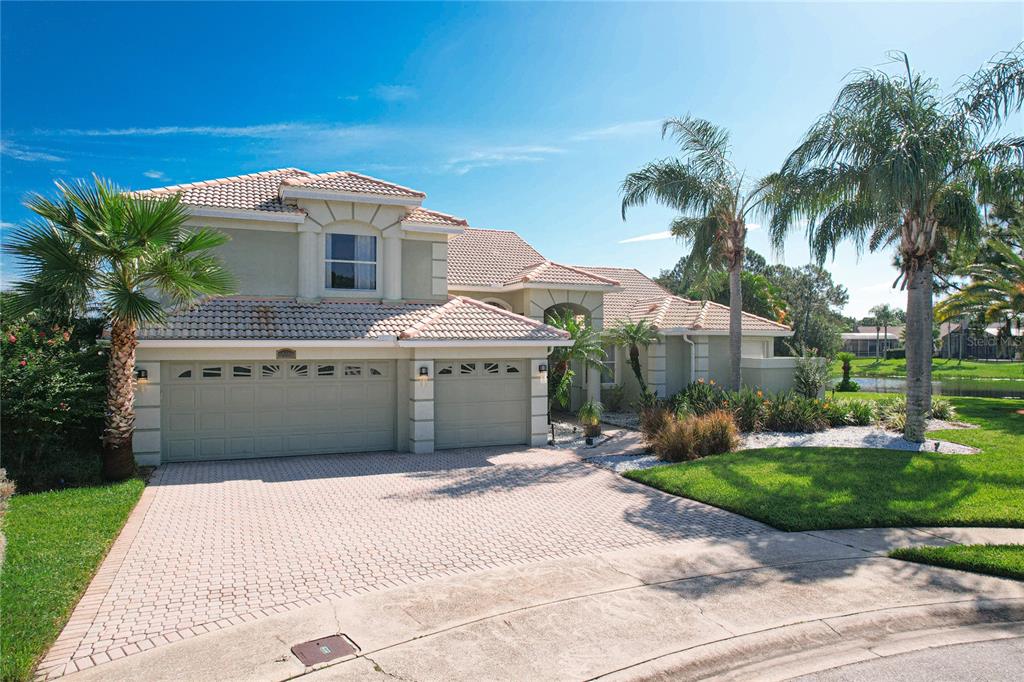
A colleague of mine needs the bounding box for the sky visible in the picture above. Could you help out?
[2,1,1021,318]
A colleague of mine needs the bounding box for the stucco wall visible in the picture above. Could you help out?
[740,357,810,395]
[401,240,446,301]
[217,228,299,297]
[665,336,692,396]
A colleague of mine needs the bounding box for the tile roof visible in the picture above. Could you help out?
[136,168,426,216]
[135,168,308,215]
[447,228,617,289]
[280,171,425,198]
[578,265,790,333]
[403,207,468,227]
[576,266,670,324]
[137,297,568,343]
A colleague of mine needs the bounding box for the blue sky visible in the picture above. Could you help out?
[2,1,1021,317]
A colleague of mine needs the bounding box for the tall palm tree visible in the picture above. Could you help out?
[4,177,236,479]
[768,47,1024,441]
[545,310,607,410]
[621,116,773,390]
[604,320,658,402]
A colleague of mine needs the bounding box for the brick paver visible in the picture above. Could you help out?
[40,446,768,678]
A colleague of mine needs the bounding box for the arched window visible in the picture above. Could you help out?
[482,297,512,311]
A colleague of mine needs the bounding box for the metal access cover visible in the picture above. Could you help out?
[291,634,358,666]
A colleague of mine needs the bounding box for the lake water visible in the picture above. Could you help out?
[837,376,1024,400]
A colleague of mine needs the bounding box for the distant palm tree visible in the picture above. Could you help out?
[621,116,773,390]
[5,177,236,479]
[604,320,658,402]
[768,47,1024,441]
[545,310,607,410]
[870,304,899,361]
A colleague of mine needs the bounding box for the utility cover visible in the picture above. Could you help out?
[291,634,358,666]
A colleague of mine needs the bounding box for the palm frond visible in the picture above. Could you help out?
[953,43,1024,134]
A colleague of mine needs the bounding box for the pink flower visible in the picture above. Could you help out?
[19,360,27,367]
[62,331,71,342]
[7,334,15,343]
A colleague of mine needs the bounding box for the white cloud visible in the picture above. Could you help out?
[446,145,565,175]
[51,122,324,138]
[371,84,417,102]
[619,230,673,244]
[571,119,661,142]
[143,170,167,180]
[0,140,64,162]
[0,221,17,230]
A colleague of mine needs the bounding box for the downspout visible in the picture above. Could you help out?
[681,334,696,384]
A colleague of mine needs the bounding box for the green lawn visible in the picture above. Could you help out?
[890,544,1024,581]
[830,356,1024,380]
[625,394,1024,532]
[1,480,144,681]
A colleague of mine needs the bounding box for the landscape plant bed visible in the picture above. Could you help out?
[1,479,144,681]
[889,544,1024,582]
[623,395,1024,531]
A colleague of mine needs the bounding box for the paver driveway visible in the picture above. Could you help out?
[43,446,769,677]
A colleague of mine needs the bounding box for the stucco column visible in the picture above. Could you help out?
[297,223,321,300]
[693,335,710,382]
[647,339,667,398]
[586,366,601,403]
[530,358,549,446]
[382,227,402,301]
[409,359,434,454]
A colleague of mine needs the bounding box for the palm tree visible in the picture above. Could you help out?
[768,47,1024,441]
[870,304,899,361]
[604,320,658,402]
[545,310,607,410]
[621,116,773,390]
[4,177,236,479]
[936,222,1024,361]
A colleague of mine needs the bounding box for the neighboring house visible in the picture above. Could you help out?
[130,168,797,466]
[841,326,904,357]
[445,229,796,408]
[938,319,1023,360]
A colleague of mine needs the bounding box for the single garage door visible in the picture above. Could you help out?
[434,359,528,449]
[162,360,395,461]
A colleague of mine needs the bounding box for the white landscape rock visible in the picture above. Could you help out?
[741,425,979,455]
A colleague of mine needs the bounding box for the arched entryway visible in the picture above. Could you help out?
[544,302,600,411]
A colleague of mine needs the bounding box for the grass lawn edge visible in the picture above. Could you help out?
[1,478,145,681]
[889,544,1024,582]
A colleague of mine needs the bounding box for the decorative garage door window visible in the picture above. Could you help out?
[167,361,390,383]
[435,361,523,377]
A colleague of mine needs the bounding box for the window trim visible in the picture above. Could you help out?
[321,225,382,297]
[601,344,618,387]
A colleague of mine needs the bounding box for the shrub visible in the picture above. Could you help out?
[929,398,957,421]
[885,348,906,360]
[822,399,852,427]
[877,396,907,431]
[1,316,106,490]
[835,378,860,392]
[680,379,726,416]
[842,399,876,426]
[577,398,604,437]
[639,404,674,444]
[651,410,740,462]
[651,418,694,462]
[689,410,741,457]
[792,351,831,399]
[603,384,627,412]
[763,391,829,432]
[726,387,765,433]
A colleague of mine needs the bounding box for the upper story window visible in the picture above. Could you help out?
[326,234,377,290]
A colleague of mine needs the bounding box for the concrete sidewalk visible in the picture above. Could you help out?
[62,528,1024,682]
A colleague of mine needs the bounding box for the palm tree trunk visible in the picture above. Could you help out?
[630,345,650,398]
[103,319,138,480]
[728,262,742,391]
[904,260,933,442]
[875,327,880,360]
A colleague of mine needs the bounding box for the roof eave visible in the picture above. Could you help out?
[187,206,306,224]
[656,327,794,337]
[451,282,622,293]
[400,222,467,235]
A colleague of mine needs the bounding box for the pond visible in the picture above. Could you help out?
[836,376,1024,399]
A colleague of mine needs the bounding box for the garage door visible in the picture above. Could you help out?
[161,360,395,461]
[434,360,528,449]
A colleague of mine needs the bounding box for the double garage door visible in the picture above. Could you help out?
[161,358,528,461]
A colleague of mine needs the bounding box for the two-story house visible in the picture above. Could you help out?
[131,168,796,466]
